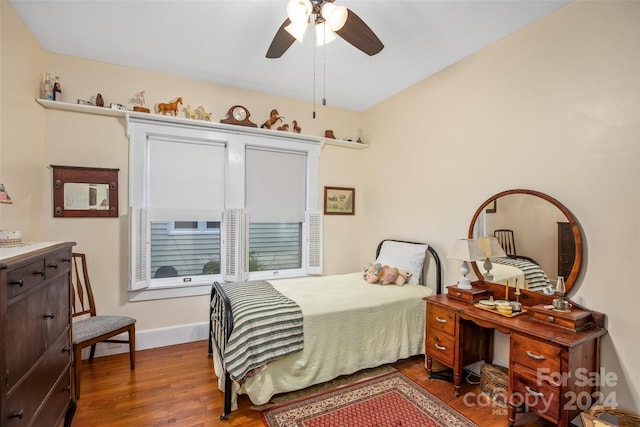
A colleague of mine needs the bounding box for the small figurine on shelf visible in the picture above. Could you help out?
[184,104,199,119]
[195,106,212,121]
[156,97,182,116]
[133,91,150,113]
[292,120,301,133]
[95,93,104,107]
[277,123,289,131]
[261,109,283,129]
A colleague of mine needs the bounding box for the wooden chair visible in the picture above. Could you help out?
[71,252,136,399]
[493,229,517,256]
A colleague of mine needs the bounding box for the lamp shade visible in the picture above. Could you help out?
[477,236,507,258]
[447,239,485,262]
[315,21,336,46]
[0,183,12,204]
[321,3,348,31]
[287,0,312,24]
[285,21,308,43]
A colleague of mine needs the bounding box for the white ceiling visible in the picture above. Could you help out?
[9,0,570,112]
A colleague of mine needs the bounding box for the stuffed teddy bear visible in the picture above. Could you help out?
[363,262,383,283]
[362,262,411,286]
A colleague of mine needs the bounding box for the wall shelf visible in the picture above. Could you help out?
[36,99,369,149]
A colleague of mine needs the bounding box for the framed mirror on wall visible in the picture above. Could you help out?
[51,165,119,217]
[468,189,583,296]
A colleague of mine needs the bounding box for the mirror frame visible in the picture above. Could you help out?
[468,189,583,295]
[51,165,119,218]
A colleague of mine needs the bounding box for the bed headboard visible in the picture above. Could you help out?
[375,239,442,294]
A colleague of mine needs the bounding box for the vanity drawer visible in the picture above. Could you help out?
[511,364,561,422]
[427,305,456,336]
[511,334,561,374]
[426,327,455,367]
[5,259,46,299]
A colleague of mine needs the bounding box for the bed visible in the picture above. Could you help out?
[208,239,442,419]
[479,255,552,292]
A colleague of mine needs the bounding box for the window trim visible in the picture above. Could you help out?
[127,117,323,301]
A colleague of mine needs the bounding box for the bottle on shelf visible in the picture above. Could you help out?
[53,76,62,101]
[44,73,54,100]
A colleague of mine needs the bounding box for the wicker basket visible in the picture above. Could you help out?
[480,364,509,408]
[585,406,640,427]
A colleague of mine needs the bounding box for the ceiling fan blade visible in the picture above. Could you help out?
[266,18,296,59]
[335,9,384,56]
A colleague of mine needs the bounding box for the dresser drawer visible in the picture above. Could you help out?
[5,259,46,299]
[511,364,561,422]
[427,304,456,336]
[28,373,72,427]
[511,334,562,374]
[6,329,71,424]
[45,249,71,279]
[426,327,455,367]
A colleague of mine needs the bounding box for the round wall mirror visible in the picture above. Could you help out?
[468,189,582,295]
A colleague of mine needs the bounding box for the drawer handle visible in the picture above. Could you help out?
[44,313,55,319]
[10,410,24,419]
[64,385,72,392]
[48,262,59,269]
[456,292,461,297]
[34,270,45,277]
[435,316,447,323]
[525,386,545,398]
[526,350,546,361]
[62,347,71,353]
[434,343,447,351]
[10,279,24,287]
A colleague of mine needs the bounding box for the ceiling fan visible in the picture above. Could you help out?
[266,0,384,59]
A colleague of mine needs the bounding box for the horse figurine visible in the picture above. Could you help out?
[277,123,289,131]
[195,106,212,121]
[183,104,198,119]
[261,109,283,129]
[292,120,301,134]
[157,97,182,116]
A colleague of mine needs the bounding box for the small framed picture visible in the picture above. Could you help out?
[324,186,355,215]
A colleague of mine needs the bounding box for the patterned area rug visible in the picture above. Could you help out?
[261,371,477,427]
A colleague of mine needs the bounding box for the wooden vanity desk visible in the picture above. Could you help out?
[425,281,606,427]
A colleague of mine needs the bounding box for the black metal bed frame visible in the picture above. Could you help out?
[207,239,442,420]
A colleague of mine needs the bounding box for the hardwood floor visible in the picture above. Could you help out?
[71,340,553,426]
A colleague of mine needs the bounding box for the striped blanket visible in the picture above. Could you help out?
[491,256,551,291]
[218,280,304,382]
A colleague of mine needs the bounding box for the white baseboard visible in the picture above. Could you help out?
[80,321,209,360]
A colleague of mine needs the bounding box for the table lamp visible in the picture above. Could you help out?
[447,239,486,289]
[476,236,507,281]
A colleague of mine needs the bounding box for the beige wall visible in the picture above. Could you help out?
[363,0,639,411]
[2,0,638,412]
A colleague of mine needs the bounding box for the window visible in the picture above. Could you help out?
[128,118,322,300]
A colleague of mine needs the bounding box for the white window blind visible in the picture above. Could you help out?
[245,147,306,223]
[149,137,225,213]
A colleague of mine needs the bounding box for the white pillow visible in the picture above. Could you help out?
[375,241,428,285]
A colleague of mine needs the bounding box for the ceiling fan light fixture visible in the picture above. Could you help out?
[287,0,313,24]
[315,21,336,46]
[321,3,348,31]
[285,21,308,43]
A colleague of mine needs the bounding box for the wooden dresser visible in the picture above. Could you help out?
[425,285,606,427]
[0,242,76,427]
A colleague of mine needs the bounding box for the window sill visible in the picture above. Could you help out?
[128,282,212,302]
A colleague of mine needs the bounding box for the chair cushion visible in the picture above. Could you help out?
[72,315,136,344]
